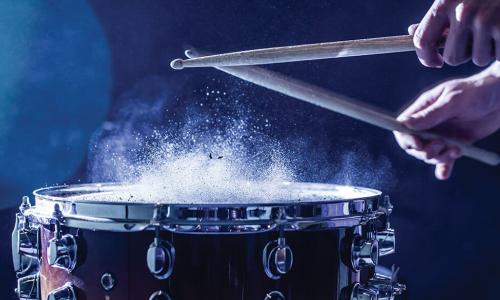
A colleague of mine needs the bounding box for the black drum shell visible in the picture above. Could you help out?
[40,226,361,300]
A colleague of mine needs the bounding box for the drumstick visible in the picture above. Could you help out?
[171,35,415,69]
[184,48,500,166]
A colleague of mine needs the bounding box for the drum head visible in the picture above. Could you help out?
[27,182,384,233]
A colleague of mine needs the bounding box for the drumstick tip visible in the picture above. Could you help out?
[170,59,184,70]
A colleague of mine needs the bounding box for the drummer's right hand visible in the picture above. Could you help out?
[393,62,500,180]
[411,0,500,67]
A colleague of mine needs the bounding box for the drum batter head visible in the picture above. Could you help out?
[27,182,385,233]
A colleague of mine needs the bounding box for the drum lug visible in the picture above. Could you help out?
[47,233,78,273]
[18,225,41,259]
[350,283,378,300]
[47,204,78,273]
[262,235,294,280]
[147,230,175,280]
[350,266,406,300]
[47,283,77,300]
[375,225,395,257]
[16,273,40,300]
[12,196,40,275]
[351,234,379,271]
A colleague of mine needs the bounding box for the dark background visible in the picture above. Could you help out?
[1,1,499,299]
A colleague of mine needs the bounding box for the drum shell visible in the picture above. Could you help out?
[39,226,361,300]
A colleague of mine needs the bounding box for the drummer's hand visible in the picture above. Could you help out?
[394,62,500,180]
[410,0,500,67]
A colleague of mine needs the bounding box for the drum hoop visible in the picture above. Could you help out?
[27,183,385,233]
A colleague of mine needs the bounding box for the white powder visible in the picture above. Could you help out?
[63,181,377,204]
[84,84,381,205]
[88,116,299,203]
[128,147,295,203]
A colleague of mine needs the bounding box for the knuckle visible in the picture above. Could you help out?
[441,79,462,92]
[458,3,476,23]
[473,12,493,29]
[414,28,433,48]
[436,0,456,11]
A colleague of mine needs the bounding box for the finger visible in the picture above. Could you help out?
[496,38,500,61]
[408,24,419,36]
[405,148,446,165]
[401,93,459,131]
[405,142,457,164]
[393,131,424,150]
[421,139,447,159]
[472,19,495,66]
[405,148,432,163]
[494,31,500,61]
[414,1,451,67]
[398,84,445,121]
[433,146,462,162]
[435,161,455,180]
[443,18,472,66]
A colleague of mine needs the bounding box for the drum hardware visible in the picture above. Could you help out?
[47,283,76,300]
[262,227,294,280]
[147,227,175,280]
[100,273,116,291]
[378,196,393,215]
[12,182,405,299]
[372,196,395,257]
[149,290,172,300]
[350,266,406,300]
[16,273,40,300]
[47,211,78,273]
[17,227,41,258]
[350,234,379,271]
[12,197,41,276]
[375,225,395,257]
[152,205,170,225]
[350,283,378,300]
[264,291,285,300]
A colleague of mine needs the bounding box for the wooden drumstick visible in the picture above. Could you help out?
[171,35,416,69]
[184,48,500,166]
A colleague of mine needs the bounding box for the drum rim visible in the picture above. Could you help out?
[25,182,385,233]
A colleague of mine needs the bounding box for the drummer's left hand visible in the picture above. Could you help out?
[393,61,500,180]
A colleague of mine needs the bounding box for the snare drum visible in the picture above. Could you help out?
[12,182,405,300]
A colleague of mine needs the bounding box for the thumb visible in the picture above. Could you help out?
[402,94,456,131]
[408,24,419,36]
